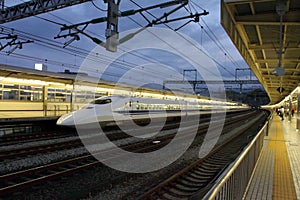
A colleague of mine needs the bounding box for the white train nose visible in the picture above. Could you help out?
[56,113,75,126]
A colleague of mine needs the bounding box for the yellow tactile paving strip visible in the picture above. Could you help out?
[268,117,297,200]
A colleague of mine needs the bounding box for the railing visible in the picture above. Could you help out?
[194,115,271,200]
[45,104,75,117]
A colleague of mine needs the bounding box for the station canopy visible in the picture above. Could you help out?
[221,0,300,104]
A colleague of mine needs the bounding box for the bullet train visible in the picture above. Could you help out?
[56,95,249,127]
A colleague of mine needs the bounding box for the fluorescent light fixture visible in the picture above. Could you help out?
[272,66,285,76]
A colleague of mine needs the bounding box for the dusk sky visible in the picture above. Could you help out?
[0,0,259,91]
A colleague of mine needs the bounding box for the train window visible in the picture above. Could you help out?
[20,85,31,90]
[55,93,65,97]
[20,90,31,95]
[48,93,55,99]
[73,91,87,103]
[33,92,43,101]
[91,99,112,104]
[33,87,43,91]
[3,90,18,100]
[46,88,71,102]
[4,84,18,89]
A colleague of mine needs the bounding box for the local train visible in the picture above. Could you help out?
[57,95,249,127]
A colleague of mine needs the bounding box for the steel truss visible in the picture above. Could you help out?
[0,0,90,23]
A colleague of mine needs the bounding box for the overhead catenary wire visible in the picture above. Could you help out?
[91,0,107,12]
[9,2,187,80]
[0,12,215,84]
[0,24,185,86]
[0,1,221,79]
[42,4,197,81]
[128,0,174,30]
[190,0,206,11]
[0,51,157,86]
[125,13,228,81]
[188,1,256,87]
[0,2,191,75]
[189,1,240,71]
[2,0,203,80]
[0,1,257,94]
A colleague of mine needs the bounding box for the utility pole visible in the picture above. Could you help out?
[183,69,197,93]
[235,68,252,102]
[235,68,252,81]
[105,0,120,52]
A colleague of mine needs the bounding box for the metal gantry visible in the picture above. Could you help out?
[163,80,261,87]
[0,0,209,52]
[0,0,91,24]
[55,0,208,51]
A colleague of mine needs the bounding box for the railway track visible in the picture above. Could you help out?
[0,110,249,146]
[0,110,263,197]
[0,127,182,196]
[0,129,76,146]
[0,118,184,161]
[138,111,268,199]
[0,110,251,161]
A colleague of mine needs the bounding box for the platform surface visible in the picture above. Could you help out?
[244,115,300,200]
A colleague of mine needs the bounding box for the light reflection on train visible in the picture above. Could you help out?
[0,66,249,119]
[57,95,249,127]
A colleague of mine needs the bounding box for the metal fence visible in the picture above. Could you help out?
[195,116,271,200]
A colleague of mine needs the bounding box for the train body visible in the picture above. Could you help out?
[0,65,249,122]
[57,95,249,127]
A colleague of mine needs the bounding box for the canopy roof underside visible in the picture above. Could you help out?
[221,0,300,104]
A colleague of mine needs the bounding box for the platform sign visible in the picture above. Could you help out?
[35,63,47,71]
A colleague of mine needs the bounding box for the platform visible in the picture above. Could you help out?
[244,114,300,200]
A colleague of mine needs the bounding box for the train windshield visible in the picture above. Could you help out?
[90,98,112,105]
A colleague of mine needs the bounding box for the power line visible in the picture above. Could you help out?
[91,0,107,12]
[0,24,182,83]
[0,24,186,87]
[128,0,174,30]
[0,3,217,84]
[190,0,206,11]
[188,2,245,79]
[1,1,257,94]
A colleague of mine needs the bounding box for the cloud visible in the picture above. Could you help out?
[0,0,251,87]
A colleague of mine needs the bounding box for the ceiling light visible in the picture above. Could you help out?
[272,66,285,76]
[276,0,287,16]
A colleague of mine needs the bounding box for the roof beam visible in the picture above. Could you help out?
[265,82,298,85]
[224,0,275,5]
[256,58,300,63]
[264,75,300,79]
[261,68,300,72]
[0,0,91,24]
[235,10,300,25]
[292,63,300,75]
[248,43,300,50]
